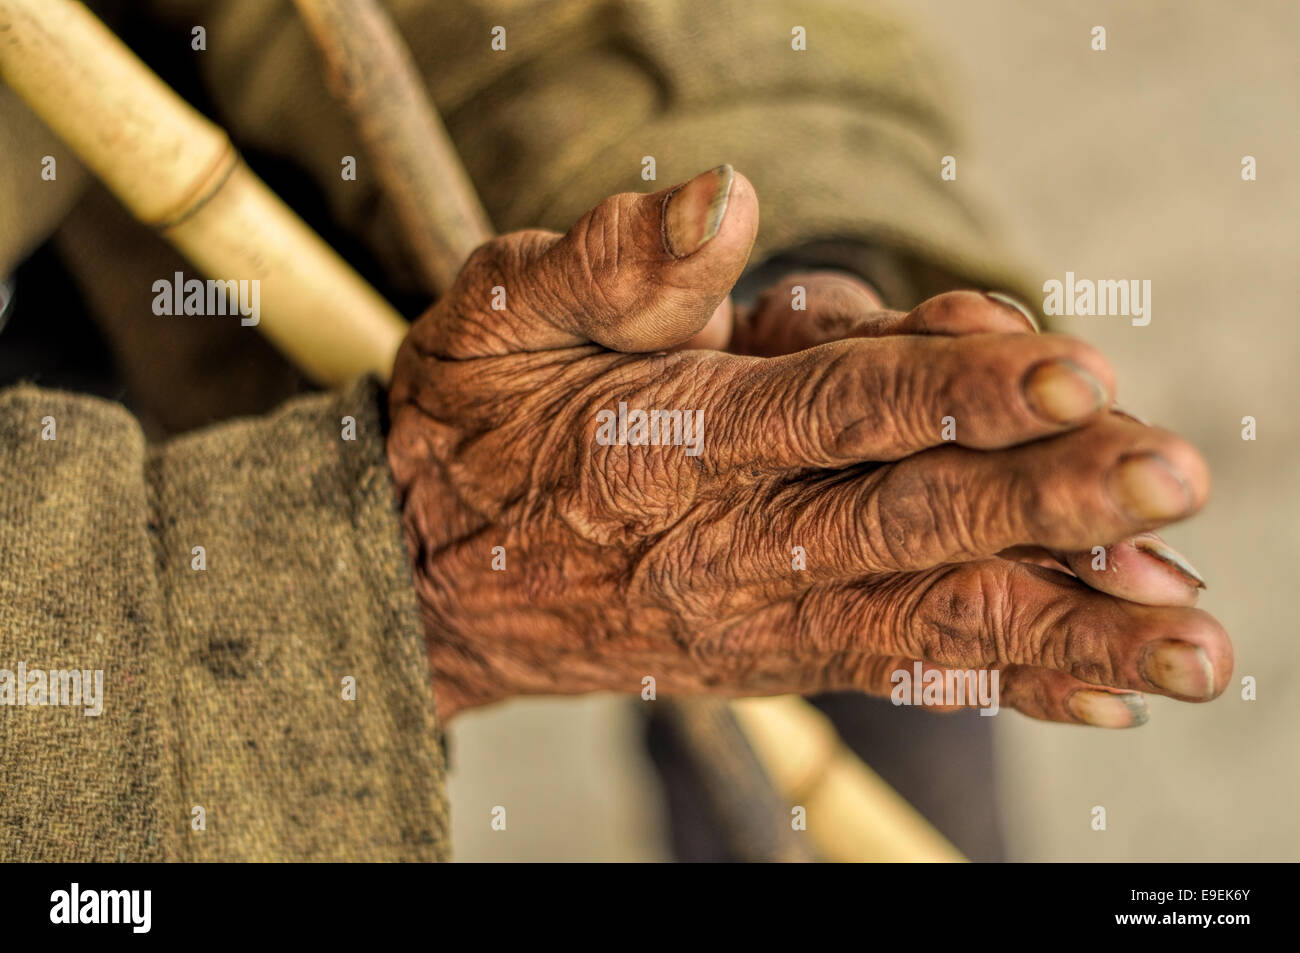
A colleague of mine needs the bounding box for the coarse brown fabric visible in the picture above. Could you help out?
[0,378,448,860]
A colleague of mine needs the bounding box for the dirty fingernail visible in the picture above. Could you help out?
[1107,452,1194,521]
[1141,640,1216,699]
[1132,535,1207,590]
[1067,689,1150,728]
[1023,359,1107,423]
[663,164,734,258]
[986,291,1040,332]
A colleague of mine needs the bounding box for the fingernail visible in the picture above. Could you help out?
[1067,689,1150,728]
[1107,452,1194,520]
[663,164,734,258]
[1132,535,1208,590]
[1022,359,1107,423]
[985,291,1040,332]
[1141,640,1216,699]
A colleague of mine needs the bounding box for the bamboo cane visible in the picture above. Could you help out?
[731,696,966,862]
[662,698,820,862]
[292,0,494,295]
[0,0,407,386]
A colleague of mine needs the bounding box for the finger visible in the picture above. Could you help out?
[709,415,1208,593]
[738,559,1232,701]
[815,656,1149,728]
[693,329,1115,473]
[849,415,1209,569]
[1000,535,1207,607]
[898,290,1038,336]
[1057,533,1207,606]
[416,165,759,358]
[731,271,885,356]
[997,667,1151,727]
[732,286,1038,357]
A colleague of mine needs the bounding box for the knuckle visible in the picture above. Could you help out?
[994,564,1049,665]
[1004,573,1116,682]
[566,193,642,317]
[1054,603,1119,684]
[561,354,705,543]
[439,232,556,351]
[796,354,850,465]
[809,345,890,462]
[850,476,906,572]
[460,230,556,304]
[922,335,1026,449]
[903,343,957,445]
[910,563,1000,666]
[456,236,513,294]
[964,463,1022,551]
[921,466,975,555]
[630,519,710,613]
[867,457,979,569]
[1008,459,1086,547]
[823,482,879,574]
[836,339,942,459]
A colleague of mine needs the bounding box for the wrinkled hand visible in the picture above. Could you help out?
[387,166,1232,724]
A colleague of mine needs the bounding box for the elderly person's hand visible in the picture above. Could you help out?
[387,166,1231,725]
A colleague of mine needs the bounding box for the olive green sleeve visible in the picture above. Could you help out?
[0,378,449,861]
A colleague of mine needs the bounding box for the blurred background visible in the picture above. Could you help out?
[445,0,1300,861]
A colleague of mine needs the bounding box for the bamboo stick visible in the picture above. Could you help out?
[662,699,820,862]
[732,695,967,862]
[0,0,408,386]
[292,0,494,295]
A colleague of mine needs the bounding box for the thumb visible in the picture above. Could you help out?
[426,165,758,357]
[539,164,757,351]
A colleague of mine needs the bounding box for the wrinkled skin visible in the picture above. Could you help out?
[388,167,1231,725]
